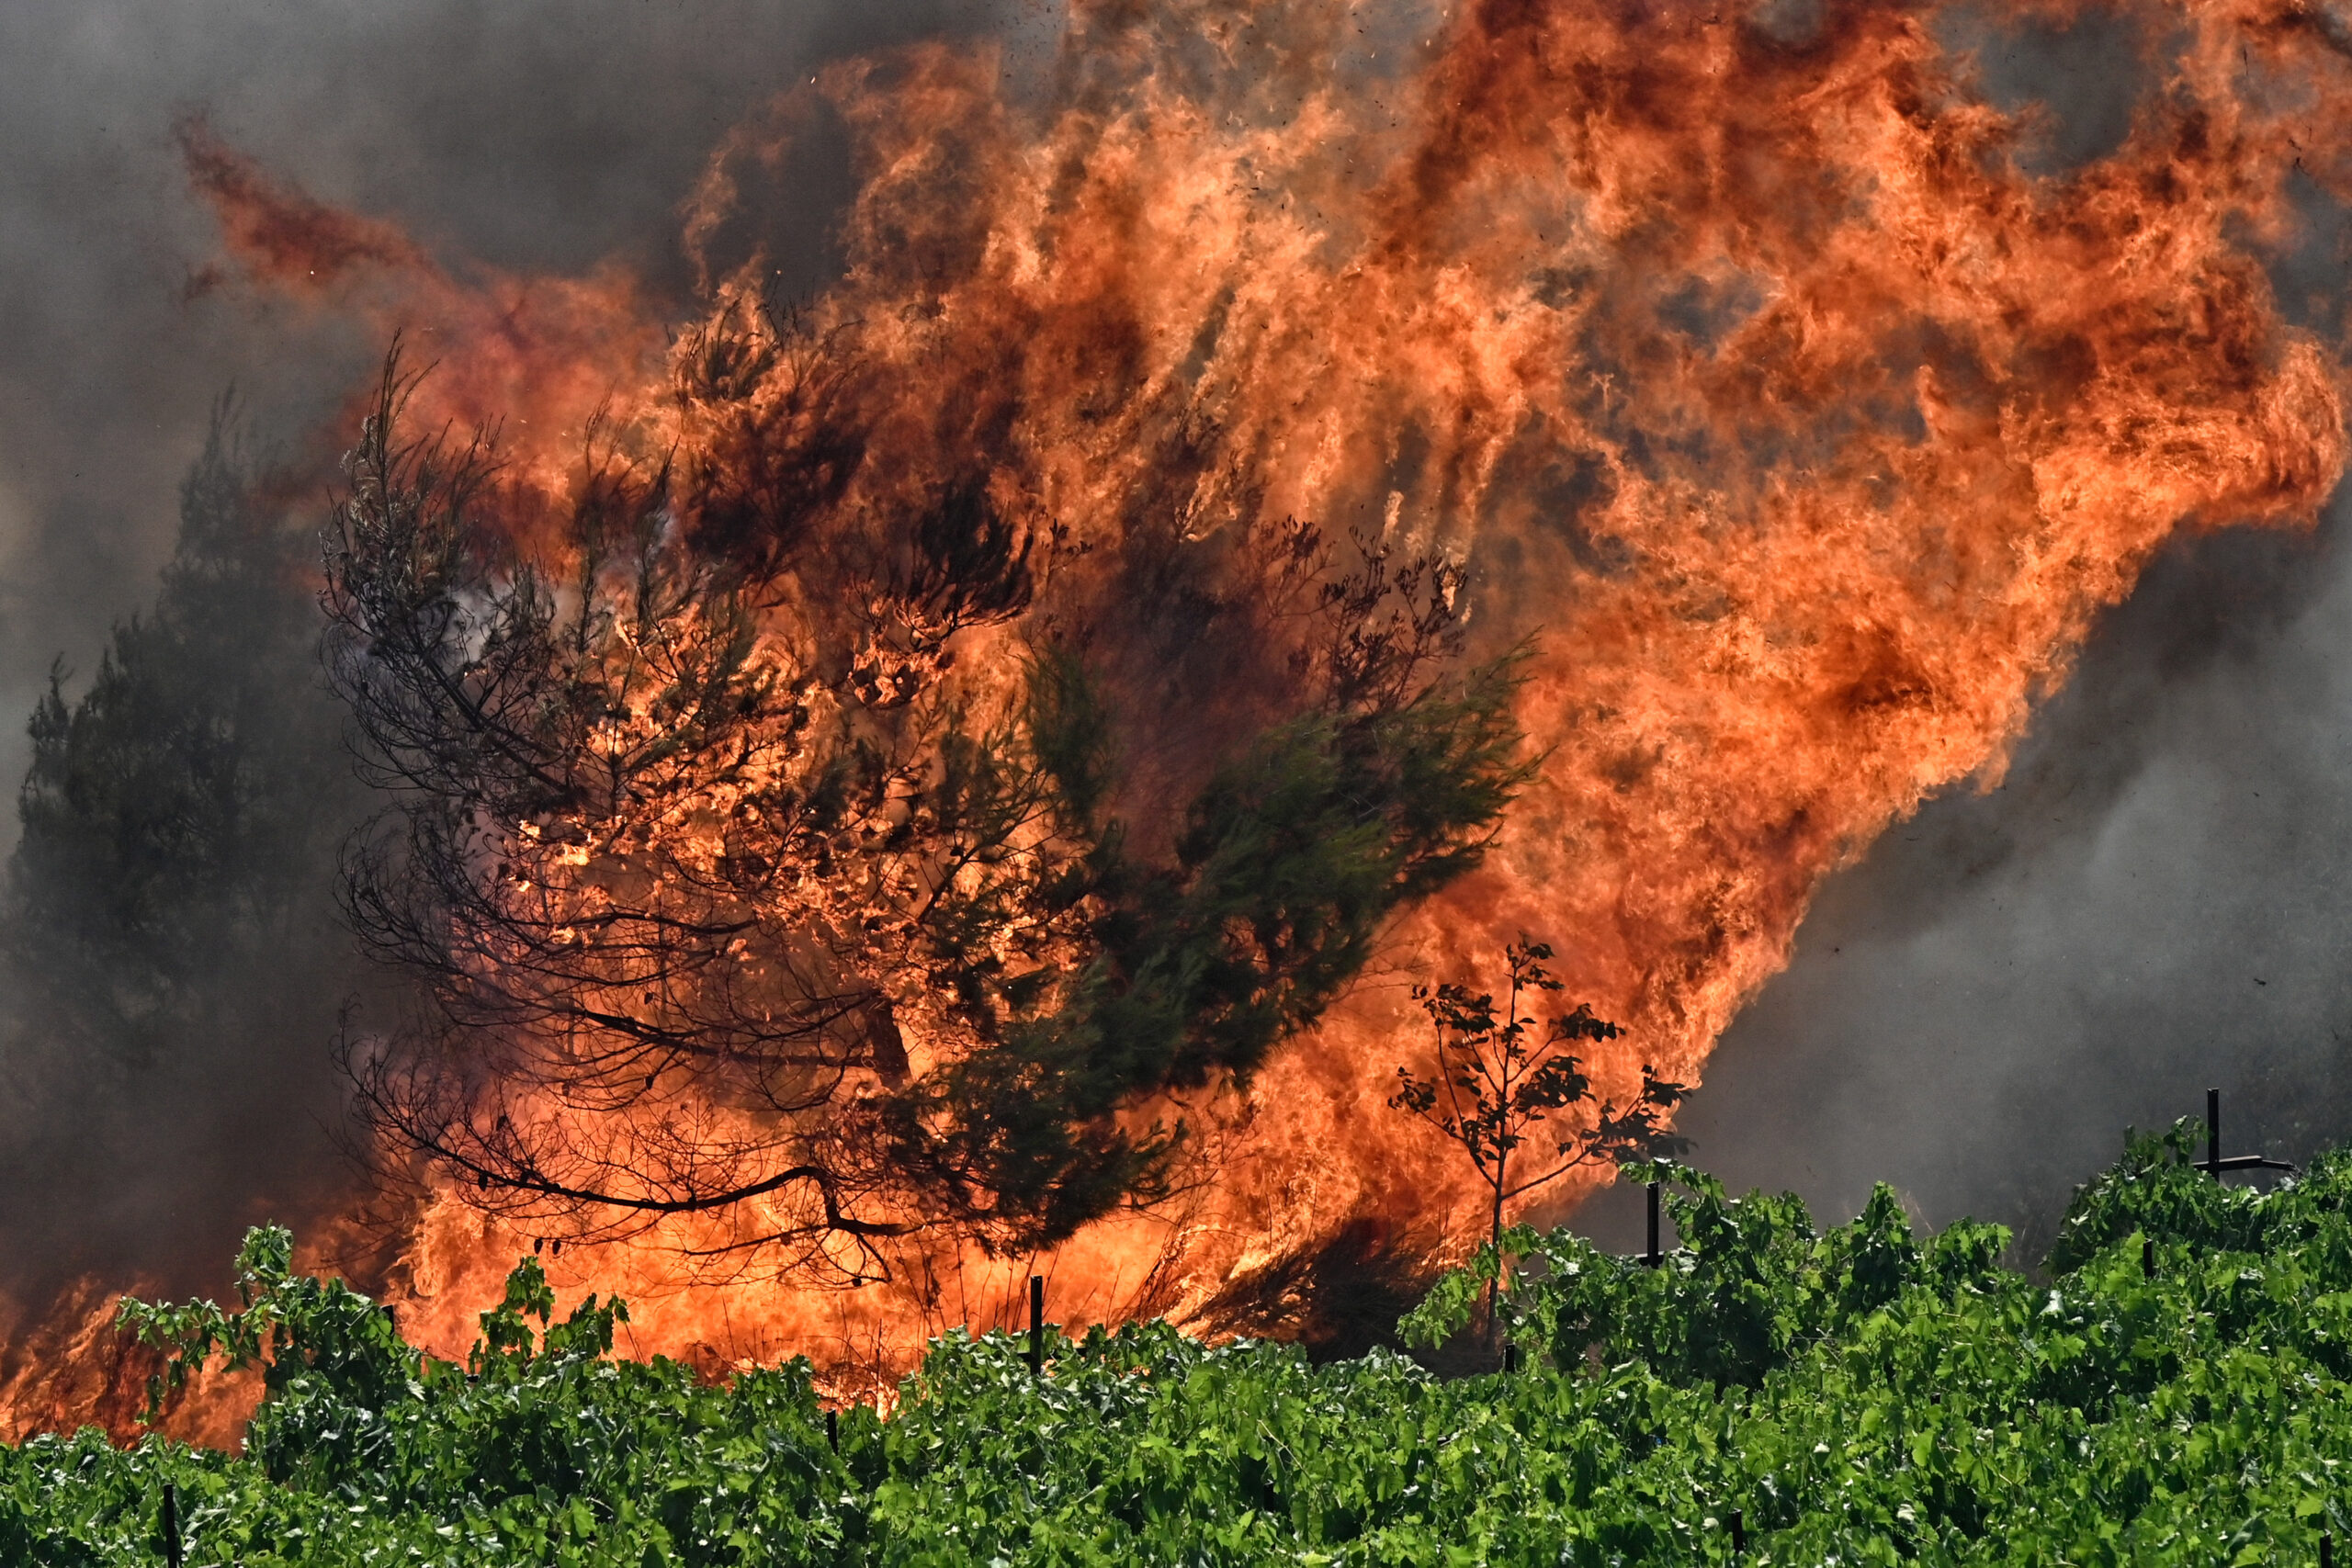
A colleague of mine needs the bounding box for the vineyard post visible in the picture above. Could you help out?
[160,1480,181,1568]
[2323,1529,2334,1568]
[2142,1237,2154,1278]
[827,1408,839,1451]
[1028,1275,1045,1378]
[2198,1089,2296,1179]
[1729,1506,1745,1557]
[1644,1180,1663,1268]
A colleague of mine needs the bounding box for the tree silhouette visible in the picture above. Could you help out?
[0,401,375,1298]
[1390,937,1686,1337]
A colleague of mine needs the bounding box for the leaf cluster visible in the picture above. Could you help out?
[1401,1166,2007,1391]
[84,1226,843,1566]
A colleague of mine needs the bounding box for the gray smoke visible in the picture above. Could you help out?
[1616,501,2352,1265]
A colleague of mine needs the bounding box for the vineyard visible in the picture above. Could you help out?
[8,1124,2352,1565]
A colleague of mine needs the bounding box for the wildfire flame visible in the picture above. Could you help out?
[19,0,2352,1431]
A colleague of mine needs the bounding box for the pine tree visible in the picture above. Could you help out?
[0,404,372,1292]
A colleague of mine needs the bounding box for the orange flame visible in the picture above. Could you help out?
[24,0,2351,1427]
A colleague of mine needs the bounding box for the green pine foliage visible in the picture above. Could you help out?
[15,1124,2352,1563]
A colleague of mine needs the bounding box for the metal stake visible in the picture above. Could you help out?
[1027,1274,1045,1378]
[162,1480,182,1568]
[1644,1180,1663,1268]
[2142,1237,2155,1278]
[827,1408,839,1451]
[2324,1529,2335,1568]
[1729,1506,1746,1556]
[2198,1089,2297,1178]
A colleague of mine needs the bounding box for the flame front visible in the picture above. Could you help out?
[43,0,2352,1410]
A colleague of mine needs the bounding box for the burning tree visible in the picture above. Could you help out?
[1390,937,1686,1287]
[326,337,1533,1280]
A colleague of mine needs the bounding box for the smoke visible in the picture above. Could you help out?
[0,0,1005,1315]
[1654,484,2352,1261]
[0,0,1000,856]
